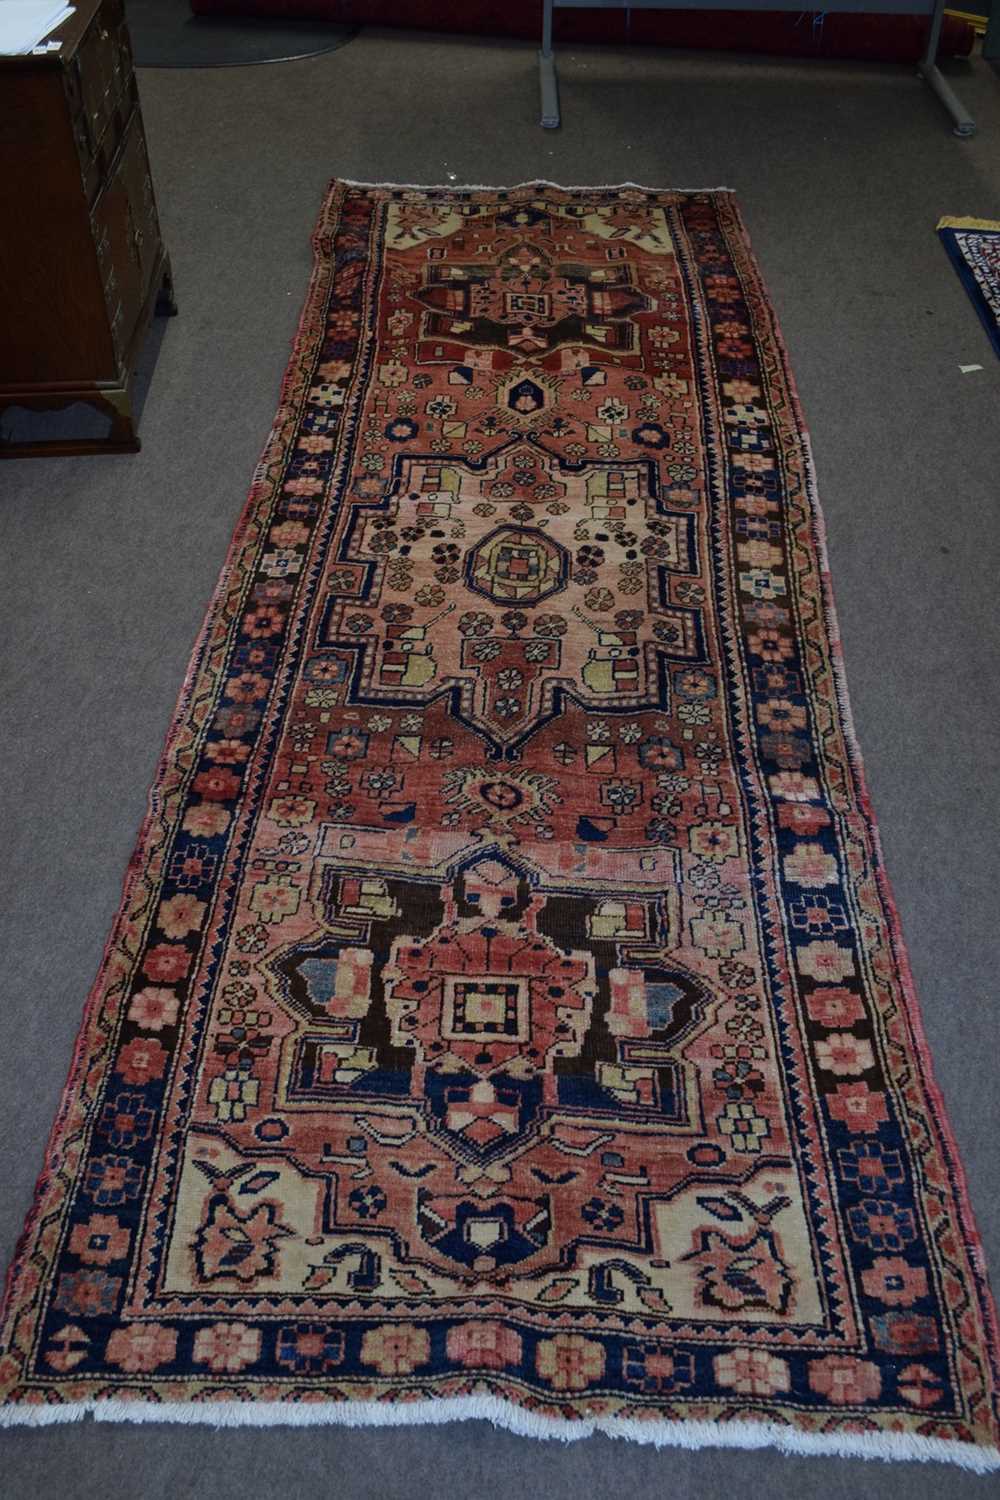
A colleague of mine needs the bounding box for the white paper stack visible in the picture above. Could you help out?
[0,1,74,55]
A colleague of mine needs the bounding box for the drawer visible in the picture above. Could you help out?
[73,0,133,162]
[91,110,163,363]
[74,69,139,206]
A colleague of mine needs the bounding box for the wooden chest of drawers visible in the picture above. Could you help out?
[0,0,175,456]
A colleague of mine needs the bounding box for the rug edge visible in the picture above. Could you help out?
[0,1394,998,1470]
[0,183,348,1341]
[335,177,737,193]
[936,215,1000,233]
[720,199,1000,1396]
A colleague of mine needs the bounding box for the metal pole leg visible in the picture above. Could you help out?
[917,0,976,136]
[539,0,560,129]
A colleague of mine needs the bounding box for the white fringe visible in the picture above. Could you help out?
[335,178,736,193]
[1,1394,998,1470]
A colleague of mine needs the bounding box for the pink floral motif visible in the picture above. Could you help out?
[326,731,368,760]
[193,766,243,800]
[158,893,206,939]
[142,944,191,985]
[768,771,818,799]
[805,987,864,1028]
[535,1334,605,1391]
[783,843,837,887]
[445,1321,522,1371]
[861,1256,928,1307]
[268,795,317,829]
[193,1323,262,1373]
[777,802,831,835]
[688,821,739,863]
[127,987,179,1032]
[207,738,251,767]
[796,941,855,983]
[756,698,807,732]
[242,606,285,637]
[106,1322,177,1373]
[713,1348,790,1396]
[807,1355,881,1405]
[826,1081,890,1133]
[360,1324,430,1376]
[750,632,794,664]
[183,803,231,837]
[722,378,761,403]
[116,1035,168,1085]
[249,875,301,923]
[814,1032,875,1076]
[68,1214,130,1266]
[269,520,311,547]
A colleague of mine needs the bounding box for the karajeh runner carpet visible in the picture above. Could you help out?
[1,182,998,1468]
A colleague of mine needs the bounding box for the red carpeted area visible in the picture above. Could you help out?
[189,0,973,64]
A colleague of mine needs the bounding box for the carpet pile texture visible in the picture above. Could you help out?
[1,183,997,1467]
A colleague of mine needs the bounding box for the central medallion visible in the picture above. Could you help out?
[464,525,568,606]
[315,438,705,782]
[412,241,655,364]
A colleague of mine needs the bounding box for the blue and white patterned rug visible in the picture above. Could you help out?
[938,215,1000,359]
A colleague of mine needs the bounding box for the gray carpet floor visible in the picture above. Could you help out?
[1,25,999,1500]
